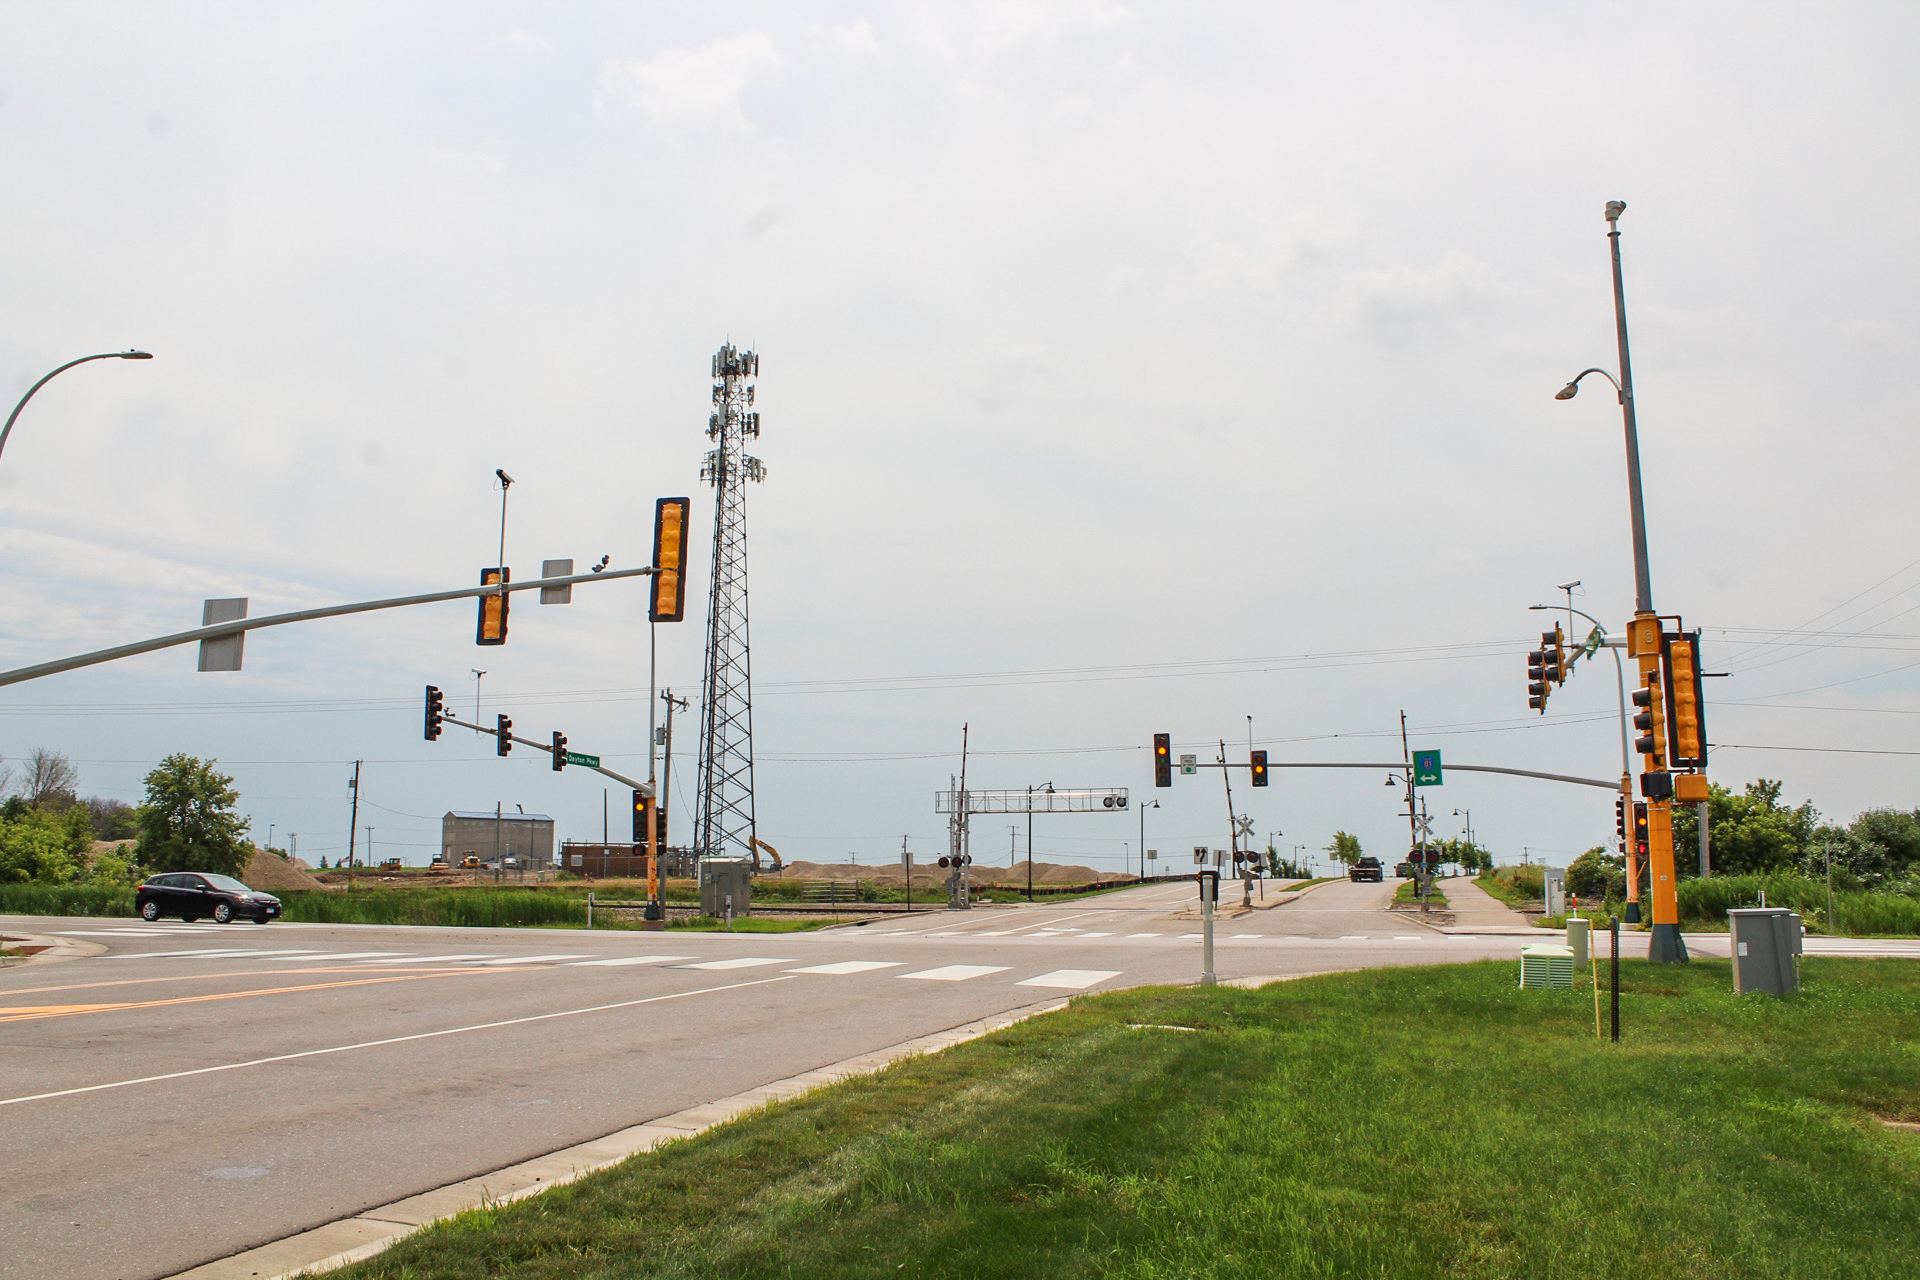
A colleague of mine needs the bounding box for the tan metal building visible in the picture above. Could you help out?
[441,811,554,867]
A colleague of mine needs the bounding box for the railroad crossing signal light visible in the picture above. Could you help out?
[650,497,691,623]
[551,730,567,771]
[1250,749,1269,786]
[424,685,444,741]
[1664,631,1708,767]
[1153,733,1172,787]
[496,714,513,756]
[476,567,510,644]
[1632,676,1664,761]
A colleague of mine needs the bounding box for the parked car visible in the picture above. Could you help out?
[1348,856,1385,883]
[135,873,282,923]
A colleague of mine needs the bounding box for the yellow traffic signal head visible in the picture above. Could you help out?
[650,498,690,623]
[476,567,509,644]
[1664,631,1708,767]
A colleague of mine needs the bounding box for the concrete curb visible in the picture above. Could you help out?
[0,931,106,967]
[163,997,1074,1280]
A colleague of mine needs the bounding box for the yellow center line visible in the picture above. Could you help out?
[0,969,511,1024]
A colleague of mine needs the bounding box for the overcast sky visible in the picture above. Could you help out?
[3,2,1916,874]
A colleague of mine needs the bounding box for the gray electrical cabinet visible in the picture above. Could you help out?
[700,859,752,919]
[1729,908,1802,996]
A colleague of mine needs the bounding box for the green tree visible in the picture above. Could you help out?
[1671,779,1815,879]
[1566,845,1624,901]
[0,808,81,883]
[1324,830,1363,868]
[135,754,253,876]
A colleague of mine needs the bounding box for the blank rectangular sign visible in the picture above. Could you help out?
[197,598,248,672]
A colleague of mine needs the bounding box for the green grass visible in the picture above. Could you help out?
[664,915,834,933]
[324,958,1920,1280]
[1393,881,1450,907]
[0,883,135,917]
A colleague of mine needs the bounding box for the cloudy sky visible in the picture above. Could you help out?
[3,1,1916,874]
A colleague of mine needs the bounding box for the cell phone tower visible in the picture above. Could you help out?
[693,343,766,867]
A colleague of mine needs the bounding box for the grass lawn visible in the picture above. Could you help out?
[1394,880,1450,908]
[325,957,1920,1280]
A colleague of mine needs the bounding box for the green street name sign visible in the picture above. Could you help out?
[565,752,601,768]
[1412,749,1443,786]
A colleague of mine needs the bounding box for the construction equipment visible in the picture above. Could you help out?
[460,854,481,869]
[750,838,784,873]
[379,858,402,872]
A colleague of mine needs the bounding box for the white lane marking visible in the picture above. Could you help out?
[112,949,292,960]
[1080,932,1112,938]
[1018,969,1120,990]
[1179,934,1203,940]
[1127,933,1160,939]
[675,957,797,971]
[359,954,501,964]
[1338,935,1370,940]
[1393,936,1422,941]
[476,955,595,965]
[0,976,797,1109]
[285,952,414,960]
[901,965,1009,982]
[1231,934,1262,939]
[786,961,905,975]
[564,956,697,967]
[58,930,191,938]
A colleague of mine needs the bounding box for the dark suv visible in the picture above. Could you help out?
[1348,856,1385,883]
[136,873,282,924]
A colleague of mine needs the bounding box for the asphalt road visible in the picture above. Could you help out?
[4,877,1914,1280]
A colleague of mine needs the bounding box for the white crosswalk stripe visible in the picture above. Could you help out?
[786,961,904,975]
[675,957,797,971]
[476,955,594,965]
[1017,969,1119,990]
[565,955,697,967]
[901,964,1008,982]
[358,954,500,964]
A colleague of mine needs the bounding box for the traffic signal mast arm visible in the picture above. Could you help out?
[0,564,656,690]
[437,709,652,795]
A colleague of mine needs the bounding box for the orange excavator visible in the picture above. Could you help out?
[750,838,784,873]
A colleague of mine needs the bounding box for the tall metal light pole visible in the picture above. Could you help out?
[1556,200,1687,963]
[1,350,152,464]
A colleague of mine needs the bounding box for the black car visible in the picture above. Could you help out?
[1348,856,1385,883]
[135,873,282,923]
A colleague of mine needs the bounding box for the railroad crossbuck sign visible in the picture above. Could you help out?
[1413,749,1443,786]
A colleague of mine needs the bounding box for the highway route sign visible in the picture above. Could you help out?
[1412,749,1443,786]
[565,752,601,768]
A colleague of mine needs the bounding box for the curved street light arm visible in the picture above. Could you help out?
[1,350,153,463]
[1557,367,1625,402]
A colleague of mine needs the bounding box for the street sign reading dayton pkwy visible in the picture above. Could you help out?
[565,752,601,768]
[1412,750,1443,786]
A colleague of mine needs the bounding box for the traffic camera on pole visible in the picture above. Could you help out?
[1153,733,1172,787]
[496,714,512,756]
[1250,749,1269,786]
[424,685,444,741]
[551,730,567,772]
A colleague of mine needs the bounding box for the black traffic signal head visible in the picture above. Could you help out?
[551,730,567,771]
[1153,733,1172,787]
[632,790,648,843]
[496,714,512,756]
[1250,749,1268,786]
[476,567,510,645]
[1633,801,1650,857]
[1615,796,1628,842]
[1632,677,1664,760]
[1527,650,1551,712]
[424,685,444,741]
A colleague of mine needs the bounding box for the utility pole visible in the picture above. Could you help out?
[902,834,913,909]
[365,826,374,870]
[346,762,361,888]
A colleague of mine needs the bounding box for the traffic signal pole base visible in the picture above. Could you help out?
[1648,922,1689,964]
[643,901,663,921]
[1623,901,1642,924]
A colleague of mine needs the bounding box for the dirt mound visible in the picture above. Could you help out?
[241,849,328,892]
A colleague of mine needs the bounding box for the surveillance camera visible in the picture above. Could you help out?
[496,469,515,486]
[1556,579,1581,592]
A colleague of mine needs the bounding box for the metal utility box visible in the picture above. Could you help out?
[1566,917,1590,967]
[1542,867,1567,918]
[700,859,752,918]
[1729,908,1802,996]
[1519,944,1575,989]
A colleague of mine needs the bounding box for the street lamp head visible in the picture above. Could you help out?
[119,350,154,360]
[1554,381,1580,400]
[1605,200,1626,223]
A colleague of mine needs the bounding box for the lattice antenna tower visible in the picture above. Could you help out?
[693,343,766,865]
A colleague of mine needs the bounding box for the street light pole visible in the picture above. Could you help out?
[1,350,153,464]
[1137,798,1158,880]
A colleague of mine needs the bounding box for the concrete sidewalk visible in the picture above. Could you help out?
[1434,877,1539,935]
